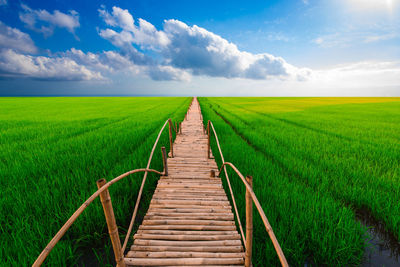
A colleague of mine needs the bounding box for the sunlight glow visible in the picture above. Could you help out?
[348,0,398,12]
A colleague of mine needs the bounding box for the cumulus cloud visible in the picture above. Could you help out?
[66,48,188,81]
[19,4,80,37]
[148,65,191,82]
[1,6,311,83]
[161,19,311,80]
[0,21,37,53]
[99,6,169,50]
[0,49,103,80]
[0,21,104,81]
[64,48,142,75]
[98,6,311,81]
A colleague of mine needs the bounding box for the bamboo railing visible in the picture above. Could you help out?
[207,120,289,267]
[32,118,179,267]
[33,98,288,267]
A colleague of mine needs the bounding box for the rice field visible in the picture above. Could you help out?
[2,96,399,266]
[198,97,400,266]
[0,97,190,266]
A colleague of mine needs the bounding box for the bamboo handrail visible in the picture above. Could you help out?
[208,121,246,246]
[217,162,289,267]
[121,119,170,252]
[32,168,163,267]
[207,120,288,267]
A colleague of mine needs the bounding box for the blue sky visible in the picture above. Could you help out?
[0,0,399,96]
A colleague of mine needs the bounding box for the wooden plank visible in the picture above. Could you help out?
[133,233,241,241]
[142,220,235,226]
[124,257,245,265]
[156,184,222,189]
[145,213,233,218]
[130,245,244,253]
[136,230,238,235]
[148,204,232,210]
[126,251,245,258]
[147,208,233,214]
[154,189,226,194]
[150,200,230,206]
[153,193,226,198]
[133,239,242,247]
[151,196,228,201]
[138,225,237,231]
[144,215,234,221]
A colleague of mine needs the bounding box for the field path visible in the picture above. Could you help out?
[125,98,245,266]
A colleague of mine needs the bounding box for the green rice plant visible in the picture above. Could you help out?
[198,97,400,266]
[0,97,190,266]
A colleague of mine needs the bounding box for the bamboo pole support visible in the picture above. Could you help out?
[207,120,210,158]
[161,146,168,176]
[175,122,178,133]
[168,119,174,157]
[179,122,182,134]
[245,175,253,267]
[96,179,126,267]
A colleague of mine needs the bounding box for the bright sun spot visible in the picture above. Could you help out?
[348,0,398,12]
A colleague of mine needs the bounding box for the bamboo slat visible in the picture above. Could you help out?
[124,257,244,266]
[138,225,237,231]
[126,251,245,258]
[130,245,244,253]
[133,233,241,241]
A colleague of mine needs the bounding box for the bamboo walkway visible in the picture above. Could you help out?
[125,98,245,266]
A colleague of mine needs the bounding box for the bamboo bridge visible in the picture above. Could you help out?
[33,98,288,267]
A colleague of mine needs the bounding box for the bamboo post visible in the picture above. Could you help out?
[168,119,174,157]
[175,122,178,133]
[179,122,182,134]
[161,146,168,176]
[245,175,253,267]
[207,120,210,158]
[96,179,126,267]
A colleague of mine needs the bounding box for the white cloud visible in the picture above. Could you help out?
[65,48,142,75]
[364,33,398,43]
[0,21,37,53]
[98,7,311,81]
[0,22,103,81]
[163,19,310,80]
[313,29,399,48]
[19,4,80,37]
[58,48,188,82]
[0,0,7,6]
[148,65,191,81]
[99,6,169,50]
[309,61,400,91]
[99,28,134,48]
[99,5,134,31]
[0,49,103,81]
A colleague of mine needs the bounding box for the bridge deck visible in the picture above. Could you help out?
[125,98,245,266]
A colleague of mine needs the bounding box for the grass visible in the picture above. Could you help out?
[0,97,190,266]
[199,97,400,266]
